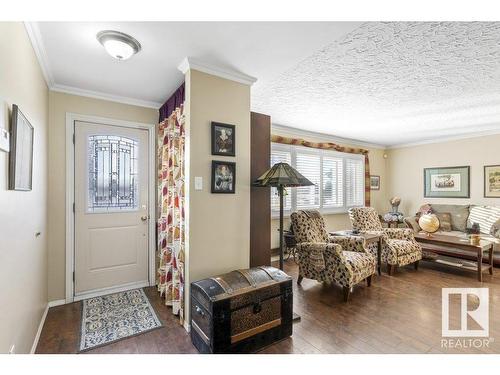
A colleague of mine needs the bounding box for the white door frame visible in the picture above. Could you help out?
[65,113,156,303]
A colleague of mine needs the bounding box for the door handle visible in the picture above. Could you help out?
[141,215,149,222]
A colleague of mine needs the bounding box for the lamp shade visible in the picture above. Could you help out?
[253,162,314,187]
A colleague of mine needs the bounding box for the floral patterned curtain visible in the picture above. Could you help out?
[271,134,371,207]
[157,104,185,324]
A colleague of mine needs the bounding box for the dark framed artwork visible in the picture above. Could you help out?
[211,122,235,156]
[484,165,500,198]
[211,160,236,194]
[9,104,34,191]
[424,166,470,198]
[370,175,380,190]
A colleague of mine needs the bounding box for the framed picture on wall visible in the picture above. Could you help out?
[424,166,470,198]
[211,160,236,194]
[211,122,235,156]
[370,175,380,190]
[9,104,34,191]
[484,165,500,198]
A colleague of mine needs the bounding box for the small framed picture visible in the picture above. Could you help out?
[211,122,235,156]
[370,175,380,190]
[424,166,470,198]
[484,165,500,198]
[211,160,236,194]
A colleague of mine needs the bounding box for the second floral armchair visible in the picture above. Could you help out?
[348,207,422,275]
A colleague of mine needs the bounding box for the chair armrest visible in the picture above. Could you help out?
[383,228,415,241]
[328,235,366,253]
[296,242,343,262]
[404,216,420,232]
[297,242,342,255]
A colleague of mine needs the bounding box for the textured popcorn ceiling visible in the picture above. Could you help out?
[252,22,500,147]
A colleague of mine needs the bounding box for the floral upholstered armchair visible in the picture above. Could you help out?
[290,210,376,301]
[348,207,422,275]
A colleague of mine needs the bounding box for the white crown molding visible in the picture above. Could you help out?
[51,84,162,109]
[24,22,54,87]
[387,127,500,149]
[271,123,387,150]
[24,22,161,109]
[178,57,257,86]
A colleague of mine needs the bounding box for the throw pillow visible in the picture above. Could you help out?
[435,212,452,232]
[490,218,500,239]
[468,205,500,234]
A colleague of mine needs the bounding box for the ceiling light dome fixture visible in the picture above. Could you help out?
[96,30,141,61]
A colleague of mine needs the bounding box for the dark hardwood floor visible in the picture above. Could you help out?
[36,260,499,354]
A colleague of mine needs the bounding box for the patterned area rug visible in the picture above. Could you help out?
[79,288,162,351]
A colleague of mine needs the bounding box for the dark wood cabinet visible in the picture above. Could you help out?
[250,112,271,267]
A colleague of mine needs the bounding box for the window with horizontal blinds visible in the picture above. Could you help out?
[296,152,320,209]
[270,148,292,212]
[322,156,343,208]
[270,143,365,216]
[345,158,365,207]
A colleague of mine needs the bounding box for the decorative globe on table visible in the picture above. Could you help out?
[419,214,440,236]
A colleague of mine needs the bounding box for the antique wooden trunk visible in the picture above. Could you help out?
[190,266,293,353]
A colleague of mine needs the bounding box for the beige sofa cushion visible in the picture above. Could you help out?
[431,204,470,232]
[467,205,500,236]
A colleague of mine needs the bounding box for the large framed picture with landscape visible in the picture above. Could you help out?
[424,166,470,198]
[484,165,500,198]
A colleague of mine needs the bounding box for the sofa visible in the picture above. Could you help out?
[404,204,500,266]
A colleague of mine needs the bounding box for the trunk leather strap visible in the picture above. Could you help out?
[236,269,257,287]
[257,266,278,281]
[211,277,233,294]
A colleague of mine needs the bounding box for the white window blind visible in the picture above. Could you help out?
[270,143,365,216]
[322,156,343,208]
[346,158,365,207]
[270,148,292,212]
[296,152,321,209]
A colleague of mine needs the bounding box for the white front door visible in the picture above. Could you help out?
[74,120,149,297]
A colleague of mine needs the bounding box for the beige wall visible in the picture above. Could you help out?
[0,23,49,353]
[387,134,500,217]
[47,91,157,300]
[184,69,251,321]
[270,130,388,248]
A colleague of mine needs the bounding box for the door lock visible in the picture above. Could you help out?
[141,215,149,222]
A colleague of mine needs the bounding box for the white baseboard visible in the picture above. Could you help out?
[48,299,66,308]
[30,303,49,354]
[30,299,67,354]
[183,321,191,333]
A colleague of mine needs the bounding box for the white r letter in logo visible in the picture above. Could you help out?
[442,288,489,337]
